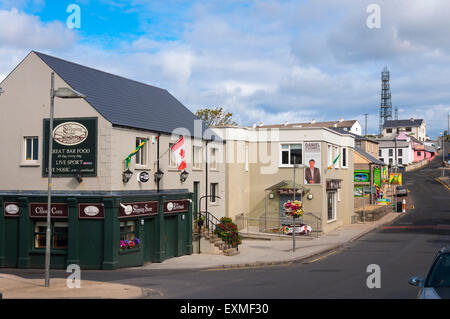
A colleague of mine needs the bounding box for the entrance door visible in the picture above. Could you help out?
[279,195,293,225]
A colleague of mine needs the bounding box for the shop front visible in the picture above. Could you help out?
[0,191,193,270]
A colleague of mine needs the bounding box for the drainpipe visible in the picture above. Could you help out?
[157,133,161,192]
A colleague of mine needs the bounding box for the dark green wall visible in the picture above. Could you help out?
[0,191,193,270]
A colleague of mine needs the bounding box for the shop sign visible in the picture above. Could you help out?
[4,202,20,217]
[277,188,301,195]
[138,171,150,183]
[118,201,158,218]
[43,117,97,177]
[79,203,104,219]
[354,170,370,183]
[164,199,189,214]
[326,179,342,190]
[381,166,389,182]
[390,173,402,185]
[374,167,381,187]
[29,203,68,219]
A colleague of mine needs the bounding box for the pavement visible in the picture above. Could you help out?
[0,210,404,299]
[0,273,142,299]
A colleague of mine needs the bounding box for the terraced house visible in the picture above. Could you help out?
[0,51,225,270]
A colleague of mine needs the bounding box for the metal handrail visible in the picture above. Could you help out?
[236,212,323,238]
[194,195,239,253]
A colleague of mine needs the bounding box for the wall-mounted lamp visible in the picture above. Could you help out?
[154,169,164,183]
[75,172,83,183]
[122,168,133,183]
[269,193,275,199]
[180,170,189,182]
[307,194,313,200]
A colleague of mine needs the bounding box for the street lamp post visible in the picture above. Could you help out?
[45,72,85,287]
[292,161,306,252]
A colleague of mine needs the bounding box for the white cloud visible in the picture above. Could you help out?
[0,8,78,50]
[1,1,450,139]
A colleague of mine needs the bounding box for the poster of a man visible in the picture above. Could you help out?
[304,142,321,185]
[305,159,321,184]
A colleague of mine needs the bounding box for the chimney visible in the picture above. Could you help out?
[410,117,414,122]
[284,121,289,126]
[258,122,263,127]
[338,118,344,122]
[311,119,316,124]
[252,123,257,129]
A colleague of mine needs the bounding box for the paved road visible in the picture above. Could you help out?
[2,156,449,299]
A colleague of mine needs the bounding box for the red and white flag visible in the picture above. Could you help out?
[171,136,186,171]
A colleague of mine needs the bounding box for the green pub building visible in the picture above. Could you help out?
[0,52,226,269]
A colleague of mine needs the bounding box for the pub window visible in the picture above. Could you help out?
[210,183,219,203]
[169,143,177,168]
[120,220,136,241]
[379,149,382,157]
[192,146,202,169]
[135,137,147,166]
[386,128,392,133]
[280,144,302,165]
[406,127,412,132]
[34,221,68,250]
[398,158,403,165]
[341,147,348,168]
[389,158,393,165]
[398,149,403,156]
[389,149,393,156]
[24,137,39,162]
[210,148,218,170]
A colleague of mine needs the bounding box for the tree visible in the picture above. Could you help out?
[195,107,237,126]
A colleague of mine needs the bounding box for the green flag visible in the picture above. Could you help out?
[125,139,148,168]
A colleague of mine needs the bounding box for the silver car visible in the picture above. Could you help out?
[409,247,450,299]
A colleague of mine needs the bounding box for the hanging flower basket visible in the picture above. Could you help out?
[284,200,304,218]
[120,238,141,250]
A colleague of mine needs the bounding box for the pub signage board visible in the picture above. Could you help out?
[326,179,342,190]
[4,202,20,217]
[29,203,68,219]
[277,188,302,195]
[164,199,190,214]
[79,203,104,219]
[43,117,97,177]
[118,201,158,219]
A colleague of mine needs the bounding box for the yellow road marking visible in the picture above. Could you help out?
[304,250,340,264]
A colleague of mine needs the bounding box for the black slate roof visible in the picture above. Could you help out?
[34,51,208,137]
[383,119,424,128]
[355,147,386,166]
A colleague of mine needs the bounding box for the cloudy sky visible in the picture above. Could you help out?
[0,0,449,138]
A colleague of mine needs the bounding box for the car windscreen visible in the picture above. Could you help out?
[425,253,450,287]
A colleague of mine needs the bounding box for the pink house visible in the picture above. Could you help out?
[411,136,436,162]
